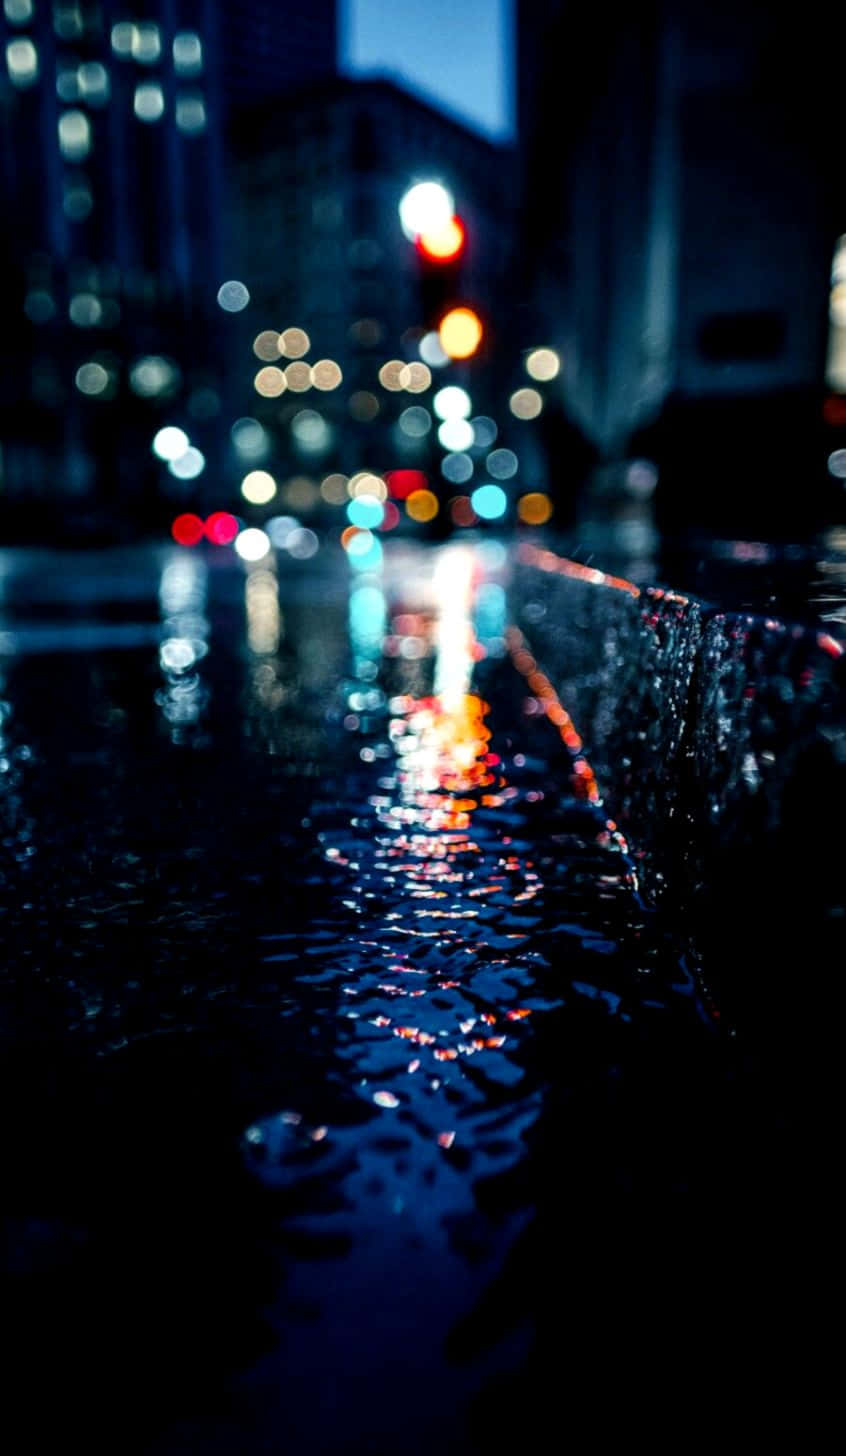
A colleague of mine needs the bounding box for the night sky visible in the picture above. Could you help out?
[340,0,515,142]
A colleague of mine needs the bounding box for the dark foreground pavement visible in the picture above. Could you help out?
[0,537,839,1452]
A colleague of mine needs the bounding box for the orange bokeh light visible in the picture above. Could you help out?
[416,216,465,262]
[438,306,483,360]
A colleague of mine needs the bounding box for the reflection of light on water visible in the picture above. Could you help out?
[432,545,476,712]
[155,553,209,739]
[245,564,281,656]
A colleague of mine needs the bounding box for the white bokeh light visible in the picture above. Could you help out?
[235,528,271,562]
[398,181,454,240]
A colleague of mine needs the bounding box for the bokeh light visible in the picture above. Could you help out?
[433,386,471,420]
[517,492,553,525]
[349,472,387,501]
[347,495,385,529]
[168,447,205,479]
[284,361,311,392]
[441,452,474,485]
[254,365,286,397]
[311,359,343,390]
[349,391,379,421]
[386,469,426,499]
[217,280,250,312]
[509,388,543,419]
[399,406,431,437]
[419,331,449,367]
[205,511,239,545]
[398,362,432,393]
[234,528,271,562]
[399,181,454,241]
[450,496,477,527]
[471,484,507,519]
[320,473,349,504]
[470,416,497,448]
[171,513,204,546]
[438,307,483,360]
[416,216,465,261]
[438,418,474,451]
[153,426,189,461]
[525,347,561,381]
[266,515,300,548]
[406,489,439,522]
[231,417,269,461]
[75,362,109,395]
[241,470,277,505]
[279,327,310,358]
[253,330,281,360]
[286,527,319,559]
[486,448,518,479]
[378,360,405,391]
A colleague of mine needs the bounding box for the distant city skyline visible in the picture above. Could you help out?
[340,0,514,142]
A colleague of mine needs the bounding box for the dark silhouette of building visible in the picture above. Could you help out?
[517,0,846,528]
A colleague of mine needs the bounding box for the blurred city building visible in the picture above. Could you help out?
[225,76,516,518]
[0,0,338,540]
[517,0,846,528]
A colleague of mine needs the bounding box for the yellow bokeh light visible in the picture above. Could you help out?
[406,488,439,522]
[311,359,343,390]
[320,472,349,504]
[254,365,286,397]
[517,492,553,525]
[279,327,310,359]
[510,387,543,419]
[253,330,280,361]
[438,307,483,360]
[241,469,277,504]
[378,360,405,391]
[525,347,560,381]
[399,362,432,393]
[284,361,311,392]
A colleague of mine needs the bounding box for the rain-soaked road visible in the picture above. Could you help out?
[0,539,821,1452]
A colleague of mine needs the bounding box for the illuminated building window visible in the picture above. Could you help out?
[78,61,109,105]
[6,37,39,87]
[173,31,202,76]
[111,21,136,56]
[132,22,161,64]
[175,93,206,135]
[58,109,91,161]
[56,68,81,102]
[4,0,34,24]
[53,4,84,40]
[134,82,164,122]
[63,177,93,220]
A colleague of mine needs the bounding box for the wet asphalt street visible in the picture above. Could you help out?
[0,537,832,1453]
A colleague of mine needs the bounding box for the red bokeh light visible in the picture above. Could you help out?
[379,501,401,531]
[386,469,427,500]
[823,395,846,427]
[450,496,477,528]
[205,511,239,545]
[171,513,205,546]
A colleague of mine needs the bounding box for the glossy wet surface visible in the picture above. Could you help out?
[0,540,819,1451]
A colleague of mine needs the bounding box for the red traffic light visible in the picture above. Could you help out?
[416,215,465,263]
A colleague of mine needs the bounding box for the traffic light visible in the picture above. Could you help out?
[398,181,482,353]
